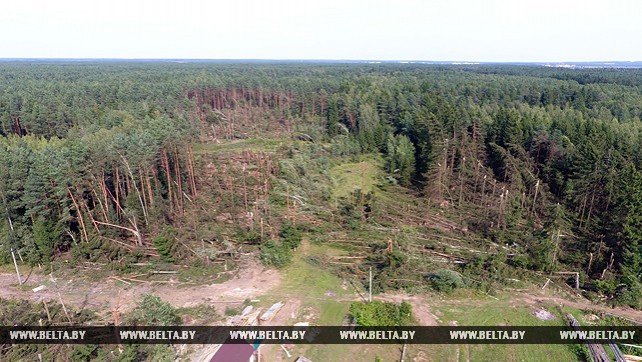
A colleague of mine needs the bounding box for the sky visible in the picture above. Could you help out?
[0,0,640,62]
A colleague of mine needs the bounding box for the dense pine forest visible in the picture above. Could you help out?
[2,61,642,312]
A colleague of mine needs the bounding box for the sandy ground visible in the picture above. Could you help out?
[0,259,281,316]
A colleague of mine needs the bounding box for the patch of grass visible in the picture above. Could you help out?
[260,238,356,325]
[437,292,557,326]
[434,292,579,362]
[0,263,29,274]
[315,301,351,326]
[278,240,354,300]
[304,344,404,362]
[257,238,360,361]
[329,155,380,199]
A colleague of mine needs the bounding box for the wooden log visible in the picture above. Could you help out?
[109,276,131,285]
[57,293,72,324]
[42,299,51,322]
[427,250,464,260]
[67,187,89,243]
[95,221,141,245]
[542,278,551,290]
[119,276,149,283]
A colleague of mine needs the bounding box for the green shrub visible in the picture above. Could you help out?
[509,254,529,269]
[593,279,618,296]
[224,307,240,316]
[281,223,302,250]
[70,237,142,267]
[349,301,413,326]
[71,345,99,361]
[338,202,362,230]
[260,240,292,268]
[236,227,262,245]
[153,226,178,263]
[31,218,62,265]
[129,294,181,326]
[426,269,466,293]
[568,343,589,361]
[616,280,642,309]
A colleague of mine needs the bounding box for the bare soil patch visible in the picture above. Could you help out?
[0,259,281,317]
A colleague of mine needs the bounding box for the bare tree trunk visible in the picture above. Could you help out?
[578,195,588,228]
[95,220,142,246]
[146,167,154,208]
[473,160,480,194]
[120,155,148,226]
[243,165,248,214]
[550,229,561,272]
[139,166,148,213]
[361,162,366,221]
[79,187,100,233]
[229,174,235,221]
[459,157,465,207]
[162,148,173,210]
[530,180,540,218]
[286,184,290,221]
[151,166,159,195]
[173,145,183,213]
[101,172,110,214]
[187,145,197,198]
[67,187,89,243]
[92,187,108,222]
[115,166,121,218]
[125,170,131,196]
[7,216,22,285]
[480,174,487,206]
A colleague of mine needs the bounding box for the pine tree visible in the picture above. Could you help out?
[617,164,642,308]
[385,134,416,186]
[32,218,60,265]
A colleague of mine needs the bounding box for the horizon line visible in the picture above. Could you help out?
[0,58,642,64]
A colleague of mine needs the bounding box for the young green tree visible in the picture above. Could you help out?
[385,134,416,186]
[617,164,642,308]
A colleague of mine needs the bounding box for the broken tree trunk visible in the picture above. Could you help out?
[530,180,540,217]
[67,187,89,243]
[162,148,173,211]
[120,155,148,226]
[95,220,142,246]
[114,166,121,218]
[173,144,183,213]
